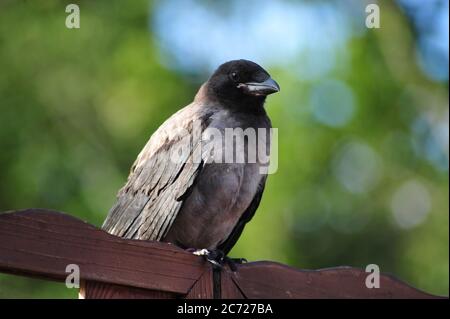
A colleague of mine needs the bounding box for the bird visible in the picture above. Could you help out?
[102,59,279,266]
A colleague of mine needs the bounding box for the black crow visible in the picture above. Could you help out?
[102,59,279,265]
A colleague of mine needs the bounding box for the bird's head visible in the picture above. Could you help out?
[206,59,280,110]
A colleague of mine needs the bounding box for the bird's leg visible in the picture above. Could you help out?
[222,256,247,272]
[189,248,247,272]
[191,248,223,269]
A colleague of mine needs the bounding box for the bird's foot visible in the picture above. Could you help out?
[191,248,223,269]
[190,248,247,271]
[222,256,247,272]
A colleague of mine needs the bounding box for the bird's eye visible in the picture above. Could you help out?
[230,72,239,81]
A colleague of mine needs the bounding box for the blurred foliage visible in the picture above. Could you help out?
[0,0,448,297]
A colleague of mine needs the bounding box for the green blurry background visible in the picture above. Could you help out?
[0,0,448,297]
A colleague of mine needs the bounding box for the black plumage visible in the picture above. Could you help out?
[102,59,279,256]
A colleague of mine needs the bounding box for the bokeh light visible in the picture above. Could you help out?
[391,179,431,229]
[332,141,382,194]
[310,80,356,127]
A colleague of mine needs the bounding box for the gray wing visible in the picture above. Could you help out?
[102,105,210,241]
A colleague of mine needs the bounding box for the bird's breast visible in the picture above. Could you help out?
[162,110,270,250]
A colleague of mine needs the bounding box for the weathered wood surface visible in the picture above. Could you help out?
[230,262,440,299]
[0,209,204,295]
[221,268,245,299]
[79,280,176,299]
[0,209,444,299]
[185,266,214,299]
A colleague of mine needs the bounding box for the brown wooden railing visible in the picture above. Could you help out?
[0,209,444,299]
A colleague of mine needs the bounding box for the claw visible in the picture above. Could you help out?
[228,257,248,271]
[206,249,225,269]
[190,249,225,269]
[192,248,210,256]
[206,258,223,269]
[189,248,246,271]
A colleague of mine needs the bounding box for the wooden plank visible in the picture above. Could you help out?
[230,261,443,299]
[79,280,176,299]
[185,266,214,299]
[0,209,206,295]
[0,209,444,299]
[221,268,245,299]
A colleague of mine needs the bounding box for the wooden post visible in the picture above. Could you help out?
[0,209,444,299]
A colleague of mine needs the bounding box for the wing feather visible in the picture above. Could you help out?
[102,105,211,240]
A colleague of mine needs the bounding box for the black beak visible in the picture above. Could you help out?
[238,77,280,96]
